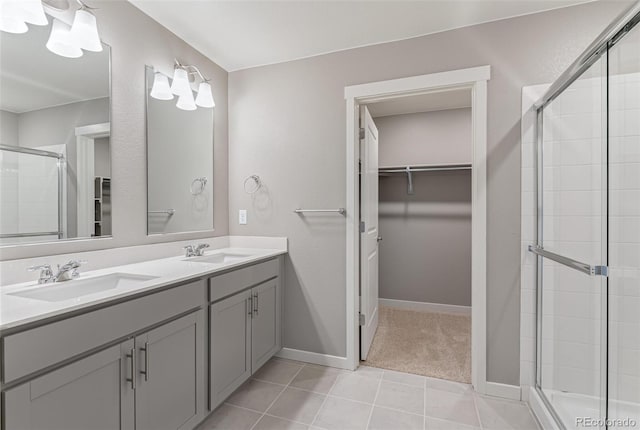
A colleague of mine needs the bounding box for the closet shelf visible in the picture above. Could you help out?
[378,163,471,195]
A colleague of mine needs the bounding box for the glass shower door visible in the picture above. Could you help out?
[607,20,640,428]
[536,53,608,429]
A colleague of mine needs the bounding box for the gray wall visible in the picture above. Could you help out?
[377,109,471,306]
[376,108,471,167]
[0,110,18,145]
[0,0,229,260]
[228,1,631,385]
[379,172,471,306]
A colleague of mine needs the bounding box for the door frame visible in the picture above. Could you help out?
[344,65,490,394]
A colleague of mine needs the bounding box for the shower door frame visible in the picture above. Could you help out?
[530,2,640,428]
[0,144,64,240]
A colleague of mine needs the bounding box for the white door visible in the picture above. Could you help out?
[360,105,380,360]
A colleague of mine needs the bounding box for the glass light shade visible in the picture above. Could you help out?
[170,68,192,97]
[150,72,174,100]
[46,19,83,58]
[195,82,215,108]
[17,1,48,25]
[70,9,102,52]
[176,91,197,111]
[0,16,28,34]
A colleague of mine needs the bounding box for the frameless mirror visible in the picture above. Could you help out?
[0,19,111,246]
[145,66,214,235]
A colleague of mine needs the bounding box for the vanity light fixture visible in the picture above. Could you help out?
[151,59,216,111]
[0,0,48,33]
[0,0,103,59]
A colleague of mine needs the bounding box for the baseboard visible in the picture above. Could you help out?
[379,298,471,315]
[276,348,352,370]
[485,382,522,400]
[528,386,560,430]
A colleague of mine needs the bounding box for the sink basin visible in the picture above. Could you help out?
[183,252,253,264]
[9,273,157,302]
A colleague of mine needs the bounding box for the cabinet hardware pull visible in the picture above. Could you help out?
[247,296,253,317]
[126,348,136,390]
[254,293,259,316]
[140,342,149,381]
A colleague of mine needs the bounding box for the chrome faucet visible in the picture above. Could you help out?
[184,243,210,257]
[28,260,85,284]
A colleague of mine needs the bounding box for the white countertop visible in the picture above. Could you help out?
[0,247,286,332]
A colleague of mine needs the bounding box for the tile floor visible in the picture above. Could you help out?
[198,357,541,430]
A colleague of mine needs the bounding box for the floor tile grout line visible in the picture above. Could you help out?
[309,368,343,429]
[471,392,485,430]
[365,374,384,430]
[248,363,306,430]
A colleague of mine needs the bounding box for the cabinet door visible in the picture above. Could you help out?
[210,289,252,410]
[251,279,281,371]
[3,340,135,430]
[135,310,205,430]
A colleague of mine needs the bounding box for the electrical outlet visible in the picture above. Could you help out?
[238,210,247,225]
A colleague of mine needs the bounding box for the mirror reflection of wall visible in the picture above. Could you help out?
[145,66,214,235]
[0,17,111,245]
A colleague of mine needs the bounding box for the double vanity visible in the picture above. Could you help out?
[0,244,286,430]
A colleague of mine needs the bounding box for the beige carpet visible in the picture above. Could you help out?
[364,305,471,383]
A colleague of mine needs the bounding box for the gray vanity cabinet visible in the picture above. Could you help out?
[209,258,282,410]
[3,339,136,430]
[135,310,206,430]
[210,289,253,409]
[251,279,281,371]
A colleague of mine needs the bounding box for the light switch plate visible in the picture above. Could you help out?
[238,210,247,225]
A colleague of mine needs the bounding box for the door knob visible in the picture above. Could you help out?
[377,236,382,242]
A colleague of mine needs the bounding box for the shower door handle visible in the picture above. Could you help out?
[528,245,608,277]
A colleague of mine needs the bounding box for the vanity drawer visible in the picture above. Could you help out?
[2,280,206,384]
[209,258,279,303]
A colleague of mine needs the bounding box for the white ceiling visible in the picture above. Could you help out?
[129,0,593,72]
[368,87,472,118]
[0,20,110,113]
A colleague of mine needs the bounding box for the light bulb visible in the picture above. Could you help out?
[150,72,174,100]
[46,18,83,58]
[176,91,197,111]
[170,68,192,97]
[70,8,102,52]
[195,82,215,108]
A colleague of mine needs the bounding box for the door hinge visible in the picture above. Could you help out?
[359,314,365,325]
[359,128,365,139]
[594,265,609,277]
[359,221,365,233]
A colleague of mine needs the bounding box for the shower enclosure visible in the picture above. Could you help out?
[529,3,639,429]
[0,145,64,244]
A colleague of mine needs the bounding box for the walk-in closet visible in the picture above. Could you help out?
[364,91,473,383]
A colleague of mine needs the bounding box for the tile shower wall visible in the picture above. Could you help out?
[520,71,640,406]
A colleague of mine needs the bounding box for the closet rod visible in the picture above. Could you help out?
[378,164,471,173]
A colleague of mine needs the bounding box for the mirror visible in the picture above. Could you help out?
[145,66,214,235]
[0,19,111,246]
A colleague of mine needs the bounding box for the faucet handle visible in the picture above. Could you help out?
[28,263,52,272]
[183,244,196,257]
[28,264,54,284]
[194,243,210,256]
